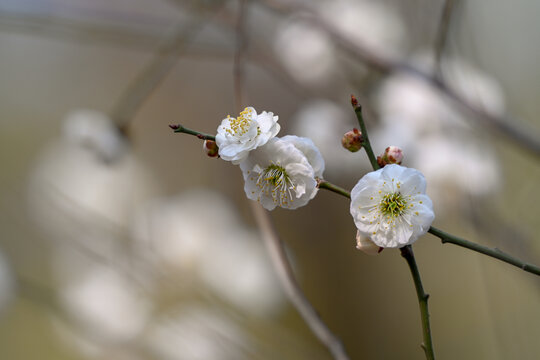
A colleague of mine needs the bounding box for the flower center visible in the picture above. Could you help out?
[226,107,254,136]
[256,163,295,206]
[379,192,407,218]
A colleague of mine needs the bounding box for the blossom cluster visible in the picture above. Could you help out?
[215,106,434,249]
[216,107,324,211]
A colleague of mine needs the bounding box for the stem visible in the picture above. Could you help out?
[318,180,351,199]
[250,202,350,360]
[400,245,436,360]
[349,99,434,358]
[428,226,540,276]
[351,99,380,170]
[170,124,216,141]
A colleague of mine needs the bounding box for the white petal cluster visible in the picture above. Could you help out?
[216,107,280,164]
[350,164,434,248]
[240,136,324,210]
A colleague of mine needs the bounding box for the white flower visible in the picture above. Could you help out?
[350,164,435,248]
[216,107,280,164]
[239,136,324,210]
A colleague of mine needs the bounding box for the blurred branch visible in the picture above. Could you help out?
[257,0,540,158]
[234,0,249,112]
[111,3,228,134]
[434,0,458,67]
[0,12,161,50]
[230,5,348,357]
[250,202,350,360]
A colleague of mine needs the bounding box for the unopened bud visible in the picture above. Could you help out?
[341,128,363,152]
[350,94,359,109]
[356,231,382,255]
[377,146,403,167]
[203,140,219,157]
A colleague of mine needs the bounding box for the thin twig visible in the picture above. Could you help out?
[400,246,436,360]
[169,124,216,141]
[250,202,350,360]
[258,0,540,158]
[351,95,380,170]
[351,96,436,359]
[428,226,540,276]
[170,120,540,279]
[318,176,540,280]
[317,180,351,199]
[316,178,540,278]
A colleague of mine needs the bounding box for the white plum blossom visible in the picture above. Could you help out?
[240,136,324,210]
[216,107,280,164]
[350,164,435,248]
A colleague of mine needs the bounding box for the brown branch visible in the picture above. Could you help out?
[111,2,227,134]
[250,202,350,360]
[434,0,458,67]
[234,0,249,112]
[258,0,540,158]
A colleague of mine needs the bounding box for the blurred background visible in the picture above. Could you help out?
[1,0,540,359]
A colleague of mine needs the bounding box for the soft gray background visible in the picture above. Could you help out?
[1,0,539,359]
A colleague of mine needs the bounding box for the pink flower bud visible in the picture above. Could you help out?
[203,140,219,157]
[377,146,403,167]
[341,128,363,152]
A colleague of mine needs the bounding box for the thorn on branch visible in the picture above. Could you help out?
[169,124,180,130]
